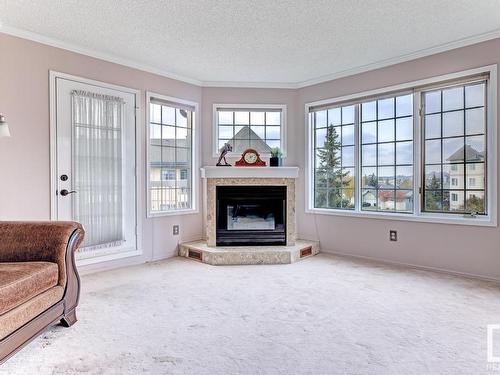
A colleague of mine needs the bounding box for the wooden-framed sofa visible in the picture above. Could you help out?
[0,221,84,364]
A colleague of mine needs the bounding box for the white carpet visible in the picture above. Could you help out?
[1,254,499,375]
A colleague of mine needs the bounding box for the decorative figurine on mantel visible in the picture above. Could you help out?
[216,142,233,166]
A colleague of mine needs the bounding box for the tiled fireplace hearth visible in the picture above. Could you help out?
[179,167,319,265]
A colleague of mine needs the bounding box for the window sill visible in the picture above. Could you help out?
[147,208,199,218]
[305,207,497,227]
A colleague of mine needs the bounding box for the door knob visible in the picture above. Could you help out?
[60,189,77,196]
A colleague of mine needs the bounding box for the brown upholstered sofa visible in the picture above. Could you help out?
[0,221,84,363]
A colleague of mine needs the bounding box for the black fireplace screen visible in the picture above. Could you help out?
[216,186,286,246]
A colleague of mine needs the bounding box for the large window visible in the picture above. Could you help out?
[214,105,286,155]
[306,67,495,225]
[148,93,197,215]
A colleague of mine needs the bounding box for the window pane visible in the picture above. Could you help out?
[465,83,485,108]
[396,141,413,165]
[378,98,394,119]
[342,106,355,124]
[396,166,413,189]
[251,125,265,139]
[162,125,175,141]
[315,128,327,148]
[378,143,395,165]
[250,112,265,125]
[266,112,281,125]
[443,164,464,189]
[150,124,162,141]
[219,111,233,124]
[442,111,464,137]
[362,144,377,166]
[442,86,464,111]
[342,146,354,167]
[362,101,376,122]
[378,190,395,211]
[465,108,484,135]
[425,165,442,189]
[162,106,175,125]
[466,191,485,213]
[362,122,377,144]
[176,127,190,144]
[425,191,443,211]
[425,91,441,114]
[266,126,281,140]
[443,137,464,163]
[378,166,394,188]
[425,114,441,139]
[342,125,354,145]
[396,190,413,212]
[362,189,377,210]
[219,126,233,139]
[235,111,249,125]
[466,135,485,161]
[342,189,355,209]
[396,117,413,141]
[466,164,484,189]
[447,190,465,212]
[396,94,412,117]
[151,103,161,123]
[177,109,188,127]
[362,167,377,188]
[266,140,281,149]
[315,111,327,127]
[328,108,341,126]
[378,120,395,142]
[425,140,441,164]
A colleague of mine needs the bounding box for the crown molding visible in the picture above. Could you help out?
[2,24,500,90]
[0,25,203,87]
[291,28,500,89]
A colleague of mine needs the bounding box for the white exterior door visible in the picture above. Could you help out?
[53,76,137,262]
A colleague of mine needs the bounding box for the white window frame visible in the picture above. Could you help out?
[212,103,287,158]
[146,92,199,217]
[305,65,497,227]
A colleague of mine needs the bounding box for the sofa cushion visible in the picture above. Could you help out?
[0,286,64,340]
[0,262,59,315]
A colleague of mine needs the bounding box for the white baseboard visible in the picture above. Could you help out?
[78,250,148,275]
[320,248,500,284]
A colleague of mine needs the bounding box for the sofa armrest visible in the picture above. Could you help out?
[0,221,85,287]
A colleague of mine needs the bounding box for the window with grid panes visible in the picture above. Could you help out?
[149,98,194,213]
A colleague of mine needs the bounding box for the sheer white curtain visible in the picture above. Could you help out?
[71,90,124,250]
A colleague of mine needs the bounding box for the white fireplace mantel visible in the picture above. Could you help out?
[200,166,299,179]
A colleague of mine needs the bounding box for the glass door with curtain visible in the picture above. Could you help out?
[54,77,137,262]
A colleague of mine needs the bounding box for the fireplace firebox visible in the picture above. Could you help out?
[216,186,286,246]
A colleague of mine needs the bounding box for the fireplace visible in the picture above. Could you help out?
[216,186,287,246]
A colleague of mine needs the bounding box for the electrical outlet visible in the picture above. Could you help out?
[389,230,397,241]
[173,225,179,236]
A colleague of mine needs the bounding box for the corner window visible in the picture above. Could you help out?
[214,105,286,156]
[306,66,495,225]
[147,93,197,216]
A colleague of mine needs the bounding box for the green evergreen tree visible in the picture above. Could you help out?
[424,175,441,210]
[315,125,350,208]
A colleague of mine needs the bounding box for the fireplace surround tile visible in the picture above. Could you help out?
[205,177,296,247]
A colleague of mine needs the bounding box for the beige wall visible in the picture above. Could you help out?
[2,31,500,280]
[0,33,203,264]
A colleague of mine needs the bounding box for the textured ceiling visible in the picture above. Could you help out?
[1,0,500,87]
